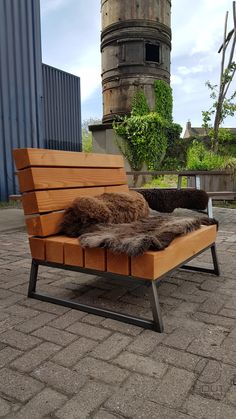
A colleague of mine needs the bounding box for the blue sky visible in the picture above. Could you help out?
[40,0,236,133]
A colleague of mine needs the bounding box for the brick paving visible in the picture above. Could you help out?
[0,207,235,418]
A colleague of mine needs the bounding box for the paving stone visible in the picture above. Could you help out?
[32,361,87,395]
[127,329,165,355]
[152,344,207,372]
[193,311,236,328]
[32,300,70,315]
[219,308,236,319]
[105,373,159,417]
[195,360,236,400]
[149,367,196,408]
[0,346,22,368]
[67,321,111,341]
[48,310,86,329]
[11,341,61,372]
[14,312,57,333]
[101,318,142,336]
[0,396,11,417]
[0,329,41,350]
[75,356,129,384]
[187,326,228,359]
[133,401,194,419]
[55,380,111,419]
[0,367,44,402]
[163,327,196,350]
[3,304,40,319]
[32,325,76,346]
[226,386,236,406]
[91,332,132,360]
[229,327,236,339]
[93,409,124,419]
[184,394,236,419]
[113,351,167,379]
[52,336,97,367]
[0,316,25,334]
[221,337,236,352]
[199,295,229,315]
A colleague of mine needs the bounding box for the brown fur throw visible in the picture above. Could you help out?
[60,191,149,237]
[136,188,209,213]
[78,215,218,256]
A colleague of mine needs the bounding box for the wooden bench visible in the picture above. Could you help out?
[13,148,220,332]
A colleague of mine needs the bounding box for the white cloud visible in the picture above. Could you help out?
[171,75,183,85]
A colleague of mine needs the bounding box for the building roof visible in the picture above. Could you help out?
[183,121,236,138]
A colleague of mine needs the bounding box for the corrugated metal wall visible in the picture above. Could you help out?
[0,0,44,201]
[42,64,82,152]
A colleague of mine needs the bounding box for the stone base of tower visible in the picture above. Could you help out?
[89,123,148,187]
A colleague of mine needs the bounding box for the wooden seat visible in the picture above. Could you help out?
[13,148,220,332]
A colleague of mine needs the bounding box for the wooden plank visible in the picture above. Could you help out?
[45,236,66,264]
[131,225,217,280]
[18,167,127,192]
[84,248,106,271]
[22,184,129,215]
[64,239,84,267]
[29,237,45,260]
[106,250,130,275]
[26,212,64,236]
[13,148,124,170]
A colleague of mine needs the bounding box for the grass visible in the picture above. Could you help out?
[0,200,22,209]
[143,175,187,188]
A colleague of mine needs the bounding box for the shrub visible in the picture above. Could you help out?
[186,140,236,170]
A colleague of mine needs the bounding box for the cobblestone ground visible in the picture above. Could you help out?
[0,208,236,418]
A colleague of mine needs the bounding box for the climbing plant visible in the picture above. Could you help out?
[154,80,173,122]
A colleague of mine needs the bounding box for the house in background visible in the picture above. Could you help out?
[183,120,236,139]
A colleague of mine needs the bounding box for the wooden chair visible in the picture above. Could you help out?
[13,148,220,332]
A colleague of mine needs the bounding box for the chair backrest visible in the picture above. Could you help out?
[13,148,128,237]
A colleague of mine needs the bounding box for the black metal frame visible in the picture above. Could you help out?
[27,243,220,333]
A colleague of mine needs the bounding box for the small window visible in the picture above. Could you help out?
[145,43,160,63]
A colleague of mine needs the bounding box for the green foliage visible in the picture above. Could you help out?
[82,118,101,153]
[131,90,150,116]
[186,140,236,170]
[154,80,173,122]
[114,112,169,170]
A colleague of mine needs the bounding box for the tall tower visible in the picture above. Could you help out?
[101,0,171,123]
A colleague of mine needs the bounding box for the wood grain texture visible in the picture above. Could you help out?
[84,248,106,271]
[29,237,45,260]
[131,225,217,280]
[106,250,130,275]
[22,184,129,214]
[64,239,84,267]
[26,212,64,236]
[18,167,127,192]
[13,148,124,170]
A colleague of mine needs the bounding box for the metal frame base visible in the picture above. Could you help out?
[28,243,220,333]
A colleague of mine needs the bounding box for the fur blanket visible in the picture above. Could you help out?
[136,188,209,213]
[79,215,218,256]
[60,191,149,237]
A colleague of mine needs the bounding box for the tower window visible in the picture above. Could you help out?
[145,43,160,63]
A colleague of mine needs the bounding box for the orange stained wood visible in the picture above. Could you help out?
[106,250,130,275]
[84,248,106,271]
[131,225,217,280]
[45,236,67,264]
[26,212,64,237]
[64,240,83,267]
[29,237,45,260]
[22,184,129,215]
[13,148,124,170]
[18,167,127,192]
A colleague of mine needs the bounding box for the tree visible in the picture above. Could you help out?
[202,1,236,152]
[82,118,101,152]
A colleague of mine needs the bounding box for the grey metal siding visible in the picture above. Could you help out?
[0,0,43,201]
[42,64,82,152]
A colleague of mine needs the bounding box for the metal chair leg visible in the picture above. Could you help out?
[149,281,164,333]
[28,259,39,296]
[207,198,213,218]
[211,244,220,276]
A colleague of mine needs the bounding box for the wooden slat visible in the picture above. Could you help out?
[18,167,127,192]
[13,148,124,170]
[64,239,84,267]
[106,251,130,275]
[131,225,217,280]
[45,236,66,263]
[26,212,64,236]
[84,248,106,271]
[29,237,45,260]
[22,185,129,215]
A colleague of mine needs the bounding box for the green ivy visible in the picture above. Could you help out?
[131,90,150,116]
[154,80,173,122]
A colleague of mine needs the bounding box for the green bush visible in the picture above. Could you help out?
[186,140,236,170]
[154,80,173,121]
